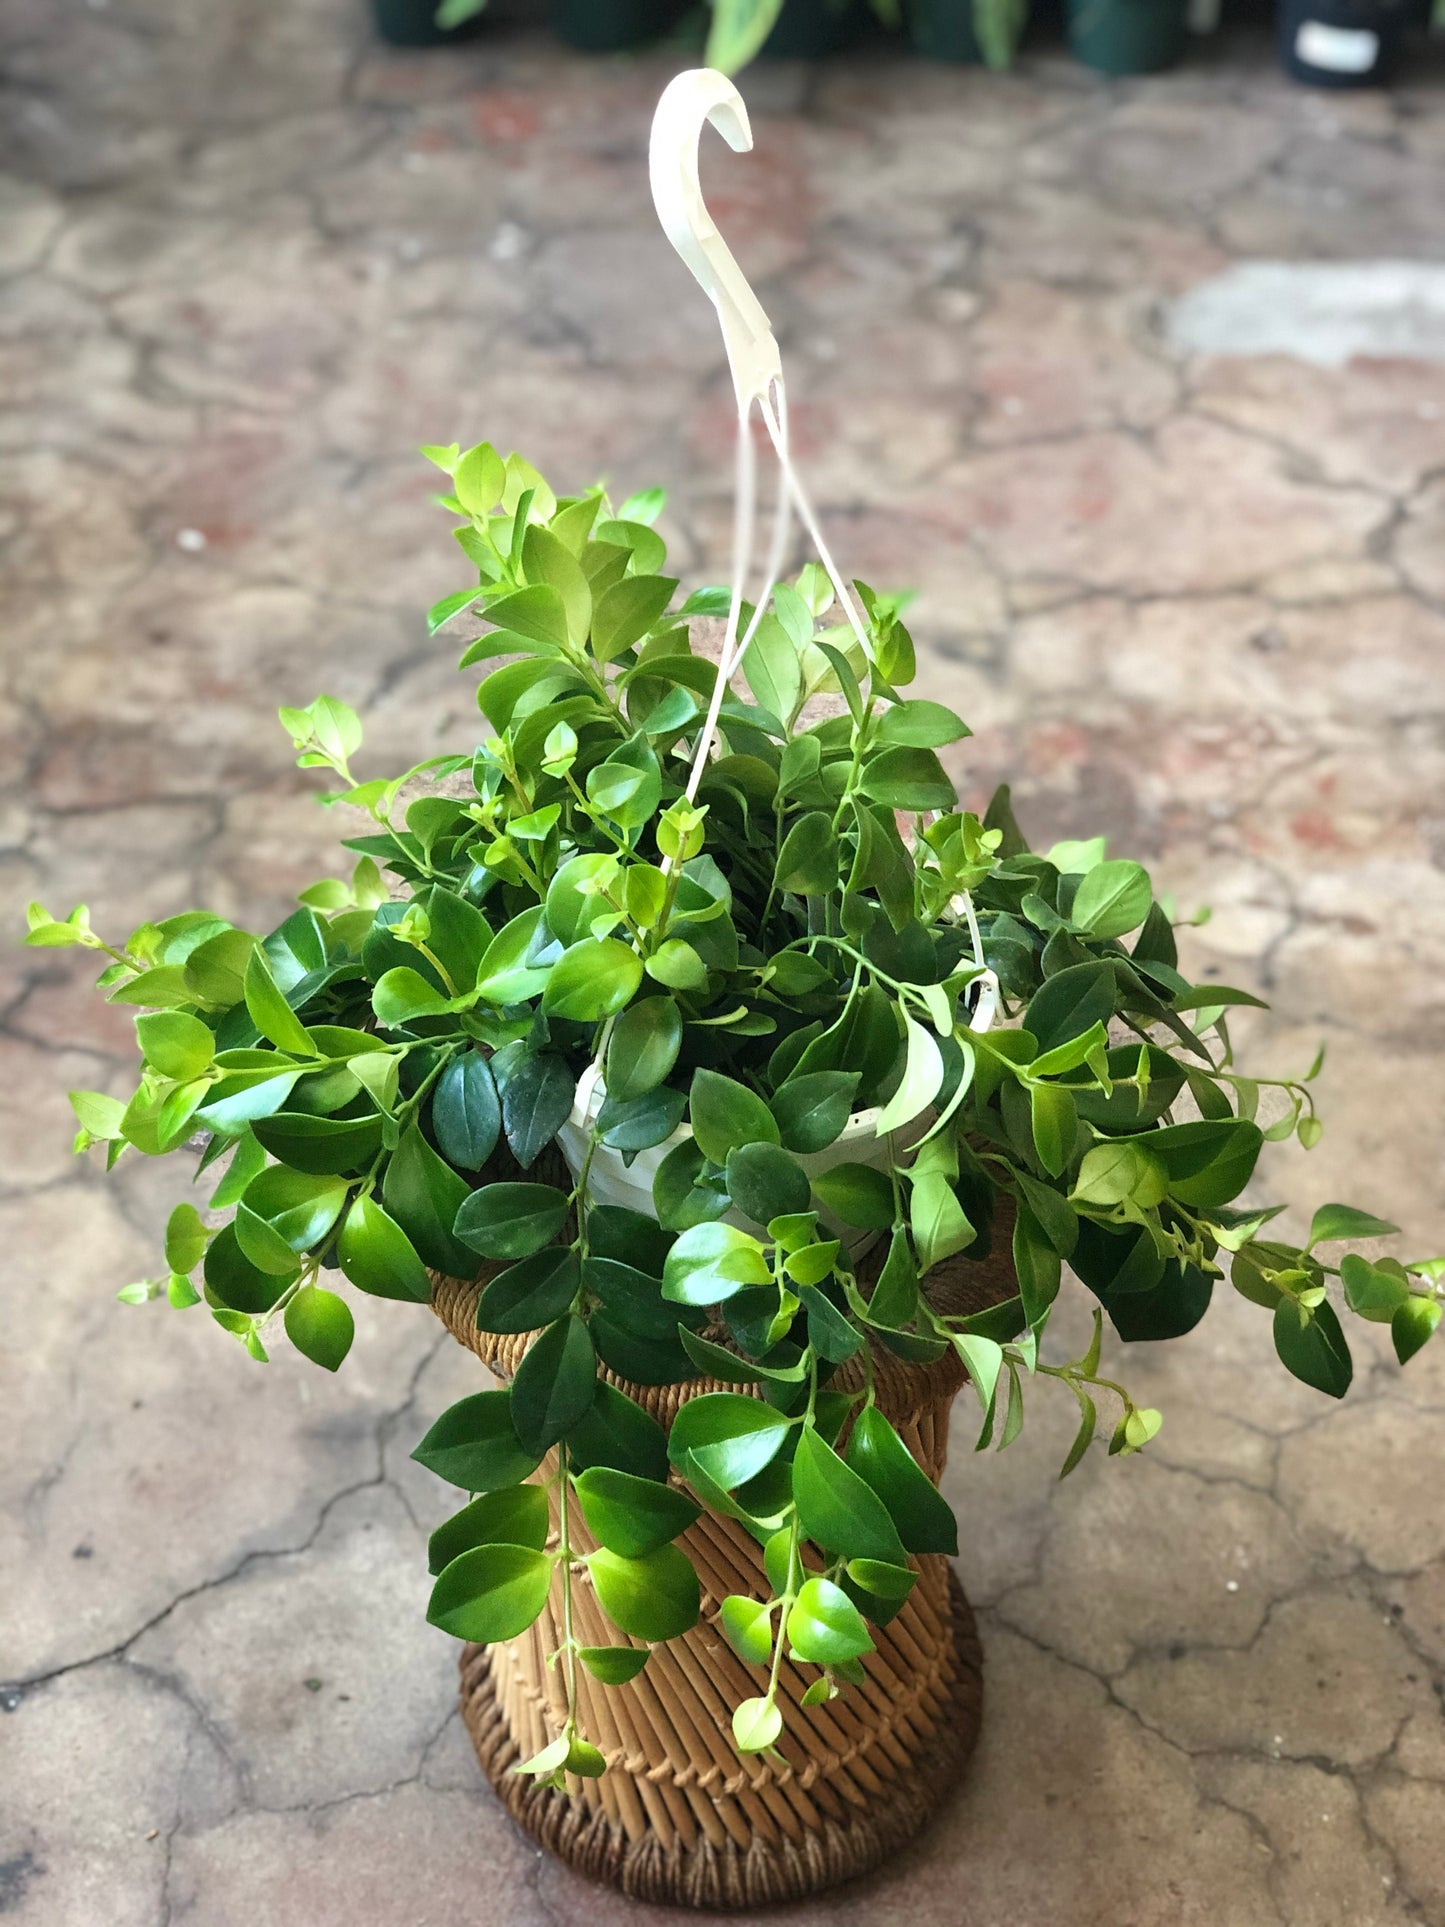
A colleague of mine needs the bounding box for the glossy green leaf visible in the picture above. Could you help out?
[573,1466,700,1557]
[667,1392,792,1486]
[1071,860,1152,940]
[243,950,314,1057]
[810,1161,894,1230]
[1393,1295,1441,1364]
[1272,1298,1352,1399]
[476,1247,580,1334]
[1308,1203,1401,1248]
[136,1011,214,1081]
[542,938,643,1023]
[845,1406,958,1555]
[284,1285,354,1372]
[427,1542,553,1642]
[337,1194,431,1302]
[688,1068,780,1166]
[411,1388,544,1491]
[427,1484,550,1575]
[588,1543,700,1642]
[662,1221,770,1305]
[433,1052,501,1172]
[382,1124,475,1276]
[786,1576,874,1665]
[605,997,682,1104]
[724,1141,810,1227]
[720,1595,775,1666]
[578,1645,650,1684]
[793,1427,906,1565]
[454,1182,569,1260]
[769,1071,858,1154]
[510,1315,597,1454]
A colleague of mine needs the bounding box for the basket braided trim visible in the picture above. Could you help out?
[460,1570,982,1909]
[429,1205,1015,1904]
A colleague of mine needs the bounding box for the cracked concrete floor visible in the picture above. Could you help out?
[4,5,1445,1923]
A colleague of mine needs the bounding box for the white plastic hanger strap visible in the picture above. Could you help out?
[648,70,996,1037]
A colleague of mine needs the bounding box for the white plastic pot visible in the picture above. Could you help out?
[557,1064,919,1261]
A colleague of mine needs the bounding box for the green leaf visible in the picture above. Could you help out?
[1308,1203,1401,1248]
[499,1049,574,1170]
[846,1556,917,1603]
[667,1392,791,1487]
[732,1696,783,1754]
[742,611,804,723]
[874,699,971,748]
[859,745,954,811]
[432,1052,501,1171]
[1029,1083,1077,1179]
[164,1202,208,1275]
[243,950,314,1057]
[720,1594,775,1666]
[284,1285,355,1372]
[541,937,643,1023]
[770,1071,858,1154]
[382,1124,475,1276]
[412,1388,544,1491]
[337,1194,431,1302]
[565,1382,669,1483]
[588,1544,700,1642]
[510,1315,597,1455]
[135,1011,215,1081]
[453,441,505,517]
[573,1467,700,1558]
[251,1110,383,1177]
[652,1137,730,1233]
[1145,1119,1263,1208]
[910,1171,974,1272]
[870,1229,918,1326]
[661,1221,770,1306]
[876,1015,944,1135]
[786,1576,874,1665]
[646,939,708,991]
[793,1427,907,1565]
[1071,860,1152,940]
[596,1084,686,1156]
[688,1068,781,1166]
[578,1645,650,1684]
[1272,1298,1352,1399]
[427,1542,553,1642]
[810,1161,894,1231]
[68,1088,128,1140]
[1392,1296,1441,1365]
[1059,1393,1097,1478]
[845,1407,958,1555]
[725,1142,810,1227]
[454,1182,569,1260]
[476,907,553,1003]
[1013,1202,1063,1327]
[1024,963,1115,1056]
[522,524,592,644]
[592,573,677,662]
[605,998,682,1104]
[476,1247,580,1335]
[428,1485,550,1575]
[240,1166,348,1255]
[774,811,838,898]
[1339,1253,1408,1324]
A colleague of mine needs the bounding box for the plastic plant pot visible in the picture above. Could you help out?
[1277,0,1408,85]
[1066,0,1187,72]
[908,0,984,58]
[550,0,687,50]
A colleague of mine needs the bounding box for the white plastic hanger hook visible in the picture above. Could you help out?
[649,69,783,413]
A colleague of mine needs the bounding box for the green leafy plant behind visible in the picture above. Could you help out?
[38,439,1442,1782]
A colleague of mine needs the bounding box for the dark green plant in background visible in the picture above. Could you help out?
[34,441,1441,1780]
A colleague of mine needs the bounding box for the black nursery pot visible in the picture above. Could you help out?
[909,0,984,59]
[549,0,686,50]
[371,0,482,45]
[1066,0,1186,72]
[761,0,869,56]
[1277,0,1408,85]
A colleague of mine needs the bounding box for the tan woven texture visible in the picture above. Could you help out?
[430,1218,1016,1908]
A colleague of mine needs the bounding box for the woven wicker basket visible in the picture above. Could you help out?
[428,1225,1014,1909]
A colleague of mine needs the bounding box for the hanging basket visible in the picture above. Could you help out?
[430,1217,1015,1908]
